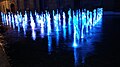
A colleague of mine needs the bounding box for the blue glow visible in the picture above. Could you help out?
[58,13,61,23]
[36,12,39,24]
[8,12,12,27]
[89,12,93,30]
[1,9,103,65]
[11,14,15,29]
[63,12,66,40]
[5,14,8,26]
[40,26,45,38]
[86,10,90,33]
[1,12,5,24]
[48,35,52,54]
[73,39,78,48]
[63,25,66,40]
[56,30,59,46]
[68,23,72,36]
[93,9,97,26]
[22,16,27,36]
[76,10,79,22]
[15,12,21,32]
[39,13,45,38]
[1,8,103,48]
[73,11,80,40]
[74,48,78,65]
[30,15,35,30]
[20,12,22,22]
[32,29,36,40]
[68,8,72,26]
[54,13,59,31]
[29,12,36,40]
[81,12,86,38]
[97,8,103,23]
[78,9,81,21]
[2,14,5,25]
[63,12,66,28]
[39,14,44,28]
[47,13,51,35]
[73,12,79,47]
[73,38,95,66]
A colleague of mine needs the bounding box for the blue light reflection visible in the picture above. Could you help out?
[48,35,52,54]
[0,8,103,65]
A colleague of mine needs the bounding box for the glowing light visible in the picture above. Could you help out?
[86,10,90,33]
[89,12,93,30]
[30,15,35,30]
[68,8,72,25]
[8,12,11,27]
[68,23,72,36]
[1,12,6,24]
[40,25,45,38]
[48,35,52,54]
[0,8,103,50]
[56,30,59,46]
[22,16,28,36]
[63,25,66,40]
[6,14,9,25]
[54,13,59,31]
[74,48,78,66]
[93,9,97,26]
[11,14,15,29]
[63,12,66,28]
[73,41,78,48]
[47,13,51,35]
[32,30,36,40]
[36,13,39,24]
[81,11,86,38]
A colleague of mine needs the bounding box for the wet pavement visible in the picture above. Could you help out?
[0,34,10,67]
[1,11,120,67]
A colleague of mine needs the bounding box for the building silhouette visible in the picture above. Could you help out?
[0,0,74,13]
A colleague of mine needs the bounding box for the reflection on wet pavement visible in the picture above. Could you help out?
[2,8,118,67]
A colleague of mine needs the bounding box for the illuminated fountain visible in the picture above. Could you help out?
[53,10,59,31]
[1,12,7,25]
[30,12,36,40]
[81,10,86,38]
[16,11,21,32]
[22,16,28,36]
[47,12,52,35]
[93,9,97,26]
[68,8,72,26]
[1,12,6,25]
[68,9,72,36]
[30,12,35,30]
[0,9,104,66]
[63,11,66,28]
[39,12,45,38]
[24,11,28,24]
[97,8,103,22]
[8,12,12,27]
[1,12,3,22]
[0,8,103,43]
[89,12,93,30]
[36,12,40,28]
[11,14,15,29]
[73,10,80,47]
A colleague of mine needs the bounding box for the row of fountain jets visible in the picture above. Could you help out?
[1,8,103,41]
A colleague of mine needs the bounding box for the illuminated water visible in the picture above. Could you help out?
[0,8,104,67]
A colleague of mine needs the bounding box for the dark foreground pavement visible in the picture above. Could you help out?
[0,34,10,67]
